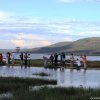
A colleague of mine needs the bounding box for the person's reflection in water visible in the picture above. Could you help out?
[54,67,57,71]
[70,68,73,72]
[70,68,74,86]
[57,69,65,86]
[60,67,64,71]
[60,71,65,84]
[83,69,86,87]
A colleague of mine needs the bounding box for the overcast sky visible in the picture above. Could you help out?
[0,0,100,49]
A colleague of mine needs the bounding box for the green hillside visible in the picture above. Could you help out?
[49,42,72,47]
[31,37,100,55]
[66,37,100,51]
[2,37,99,55]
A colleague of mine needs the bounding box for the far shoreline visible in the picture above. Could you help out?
[0,59,100,68]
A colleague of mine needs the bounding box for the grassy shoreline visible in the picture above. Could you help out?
[1,59,100,68]
[0,77,100,100]
[0,77,57,93]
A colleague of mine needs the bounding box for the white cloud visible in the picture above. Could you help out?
[47,24,71,34]
[13,33,43,40]
[0,11,10,19]
[11,40,52,48]
[0,11,100,48]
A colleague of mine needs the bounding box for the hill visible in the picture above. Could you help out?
[49,42,72,47]
[30,37,100,55]
[30,41,72,53]
[66,37,100,51]
[1,37,100,55]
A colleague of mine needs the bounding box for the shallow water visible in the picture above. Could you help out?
[0,66,100,88]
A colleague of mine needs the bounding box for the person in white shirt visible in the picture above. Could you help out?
[43,56,48,67]
[76,58,81,70]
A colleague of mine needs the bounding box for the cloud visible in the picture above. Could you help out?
[0,11,100,48]
[0,33,51,48]
[11,40,51,48]
[59,0,100,3]
[47,24,71,34]
[12,33,43,40]
[11,40,25,47]
[0,11,10,19]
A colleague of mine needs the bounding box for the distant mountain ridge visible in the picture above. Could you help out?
[1,37,100,55]
[30,37,100,55]
[49,42,72,47]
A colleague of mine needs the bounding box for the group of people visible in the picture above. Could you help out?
[70,53,87,70]
[0,52,31,67]
[43,52,66,67]
[49,52,66,66]
[19,52,31,67]
[0,52,13,65]
[43,53,87,69]
[0,52,87,69]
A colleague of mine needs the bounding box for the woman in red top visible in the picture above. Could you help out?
[0,53,3,64]
[81,55,87,69]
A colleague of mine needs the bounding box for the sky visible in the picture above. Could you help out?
[0,0,100,49]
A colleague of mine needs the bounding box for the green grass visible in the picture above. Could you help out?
[1,59,100,68]
[5,87,100,100]
[32,72,50,76]
[0,77,100,100]
[26,87,100,100]
[0,77,56,93]
[2,59,44,67]
[0,77,56,100]
[87,61,100,68]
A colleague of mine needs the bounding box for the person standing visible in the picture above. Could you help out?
[62,52,66,67]
[76,58,81,70]
[60,52,66,66]
[81,55,87,69]
[24,53,28,68]
[0,53,3,65]
[27,53,31,67]
[49,54,54,66]
[6,52,11,65]
[20,53,24,67]
[70,53,74,67]
[11,52,14,66]
[54,53,58,66]
[43,56,48,67]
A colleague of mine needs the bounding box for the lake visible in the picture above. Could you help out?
[0,66,100,88]
[2,53,100,61]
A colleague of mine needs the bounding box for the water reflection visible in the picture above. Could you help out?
[0,66,100,88]
[83,70,86,87]
[57,70,65,86]
[70,69,74,86]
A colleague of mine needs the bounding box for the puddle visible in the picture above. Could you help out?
[29,85,57,91]
[0,66,100,88]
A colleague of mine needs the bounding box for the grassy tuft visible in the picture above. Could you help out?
[32,72,50,76]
